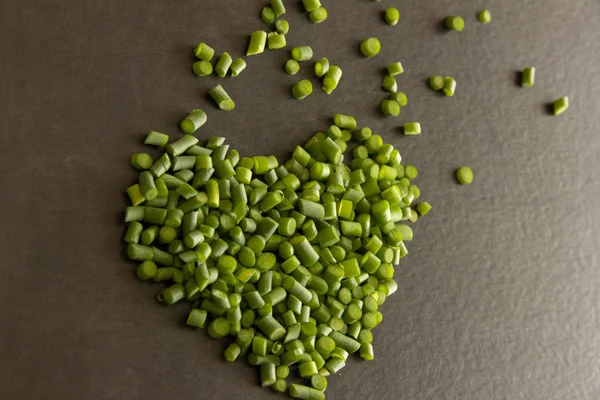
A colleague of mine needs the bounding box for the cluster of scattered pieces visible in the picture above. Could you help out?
[301,0,328,24]
[123,2,580,397]
[124,112,431,399]
[193,44,247,78]
[445,10,491,32]
[284,46,343,98]
[429,75,457,97]
[520,66,569,116]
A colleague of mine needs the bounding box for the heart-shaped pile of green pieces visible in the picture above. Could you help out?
[123,112,431,399]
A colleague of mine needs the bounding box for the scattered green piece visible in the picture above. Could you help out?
[289,384,325,400]
[443,77,456,97]
[130,153,153,170]
[445,16,465,32]
[387,62,404,76]
[390,92,408,107]
[247,31,268,56]
[144,131,169,147]
[521,67,535,88]
[194,42,215,61]
[456,166,474,185]
[215,52,233,78]
[291,46,313,62]
[268,32,287,50]
[553,96,569,116]
[403,122,421,136]
[315,58,329,78]
[478,9,492,24]
[209,85,235,111]
[360,37,381,58]
[309,7,328,23]
[285,59,300,75]
[416,202,432,216]
[292,80,313,100]
[180,110,207,134]
[381,100,400,117]
[385,7,400,25]
[382,76,397,93]
[192,60,213,77]
[302,0,321,12]
[322,66,342,94]
[230,59,247,77]
[429,75,445,91]
[261,6,276,24]
[333,114,357,130]
[270,0,286,17]
[275,19,290,35]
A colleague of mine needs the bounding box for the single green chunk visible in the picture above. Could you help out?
[194,42,215,61]
[271,0,286,17]
[230,59,247,77]
[387,61,404,76]
[478,9,492,23]
[553,96,569,116]
[521,67,535,88]
[382,75,397,93]
[416,202,432,216]
[302,0,321,12]
[445,16,465,32]
[268,32,287,50]
[403,122,421,136]
[192,61,213,77]
[385,7,400,25]
[276,19,290,34]
[443,77,457,97]
[429,75,445,91]
[209,85,235,111]
[360,37,381,58]
[309,7,328,23]
[456,166,474,185]
[261,6,276,24]
[215,52,233,77]
[390,92,408,107]
[381,100,400,117]
[292,80,313,100]
[180,109,207,133]
[291,46,313,62]
[285,59,300,75]
[247,31,267,56]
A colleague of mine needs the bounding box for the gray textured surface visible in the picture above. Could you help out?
[1,0,600,399]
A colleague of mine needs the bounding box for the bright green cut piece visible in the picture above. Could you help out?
[456,166,474,185]
[209,85,235,111]
[309,7,328,23]
[381,100,400,117]
[443,77,456,97]
[403,122,421,136]
[478,9,492,23]
[385,7,400,25]
[291,46,313,62]
[390,92,408,106]
[285,59,300,75]
[180,109,207,133]
[292,80,313,100]
[429,75,444,90]
[360,37,381,58]
[445,16,465,31]
[521,67,535,87]
[553,96,569,116]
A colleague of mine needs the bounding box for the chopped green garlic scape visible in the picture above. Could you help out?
[125,113,429,398]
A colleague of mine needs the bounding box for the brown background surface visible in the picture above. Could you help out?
[1,0,600,399]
